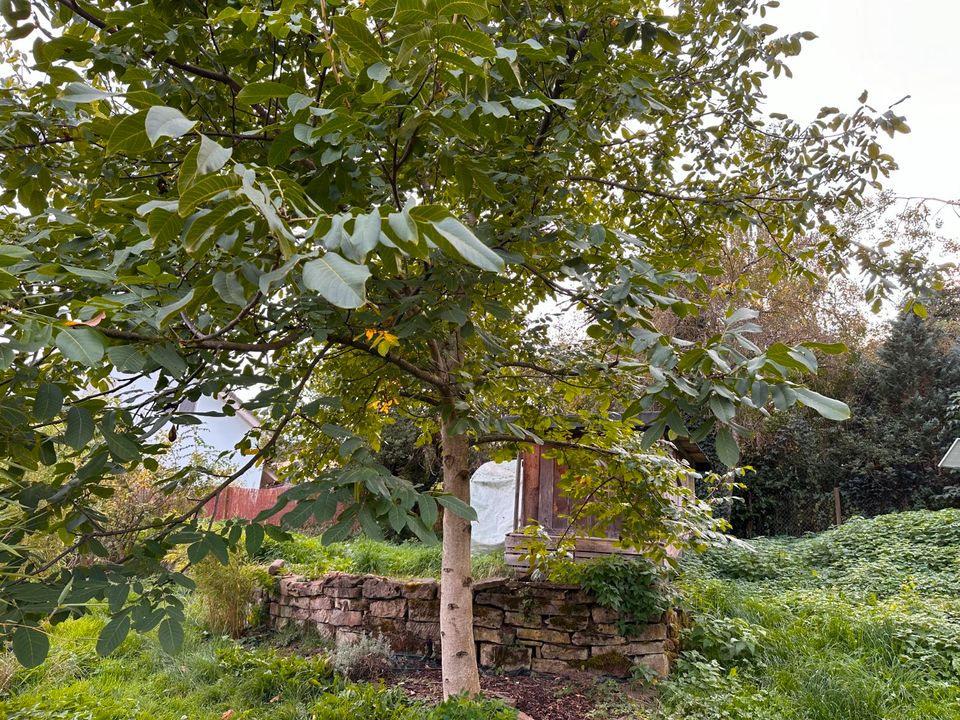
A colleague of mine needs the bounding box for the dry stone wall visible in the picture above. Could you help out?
[264,572,677,678]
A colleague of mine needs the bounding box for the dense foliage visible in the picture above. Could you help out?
[735,300,960,536]
[655,509,960,720]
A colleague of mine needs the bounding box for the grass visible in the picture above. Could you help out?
[0,611,516,720]
[260,534,509,580]
[648,509,960,720]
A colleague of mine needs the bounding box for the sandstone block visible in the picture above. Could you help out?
[479,643,532,672]
[473,592,524,611]
[539,644,589,661]
[582,650,632,678]
[591,622,621,636]
[407,621,441,642]
[504,611,541,628]
[628,623,667,642]
[545,615,588,632]
[370,599,406,618]
[516,628,570,644]
[324,572,364,589]
[284,580,312,597]
[591,607,620,624]
[326,586,363,599]
[539,603,590,617]
[363,577,402,599]
[472,578,512,593]
[474,626,509,644]
[267,559,286,575]
[318,609,362,626]
[622,640,665,656]
[572,631,625,646]
[634,653,670,678]
[408,599,440,621]
[309,596,334,611]
[403,580,437,600]
[473,605,504,628]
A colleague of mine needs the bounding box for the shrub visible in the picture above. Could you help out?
[329,634,395,681]
[192,554,259,637]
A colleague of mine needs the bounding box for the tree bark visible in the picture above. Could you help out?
[438,417,481,698]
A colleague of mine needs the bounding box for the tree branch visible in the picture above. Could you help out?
[55,0,242,93]
[327,333,448,390]
[97,326,302,353]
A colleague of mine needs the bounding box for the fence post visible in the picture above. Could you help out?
[833,486,843,526]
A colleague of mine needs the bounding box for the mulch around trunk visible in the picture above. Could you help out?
[385,658,627,720]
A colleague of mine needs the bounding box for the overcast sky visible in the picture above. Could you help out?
[763,0,960,247]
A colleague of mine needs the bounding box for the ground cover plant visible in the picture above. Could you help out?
[648,509,960,720]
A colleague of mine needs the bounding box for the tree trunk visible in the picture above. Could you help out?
[439,416,480,698]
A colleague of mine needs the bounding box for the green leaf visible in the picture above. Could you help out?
[478,101,510,118]
[107,345,146,373]
[106,111,150,156]
[358,506,385,541]
[56,327,105,366]
[244,523,265,557]
[430,217,504,272]
[795,387,851,421]
[431,0,489,20]
[96,614,131,657]
[332,16,384,60]
[510,96,546,111]
[235,81,297,105]
[212,271,248,307]
[155,289,196,328]
[157,617,184,655]
[146,210,183,247]
[393,0,431,23]
[178,173,240,217]
[61,82,113,103]
[435,494,477,521]
[145,106,197,146]
[715,426,739,468]
[34,382,64,422]
[436,23,496,57]
[12,626,49,668]
[64,405,94,450]
[195,135,233,175]
[302,253,371,309]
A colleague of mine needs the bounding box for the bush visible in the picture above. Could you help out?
[329,634,395,681]
[192,554,260,637]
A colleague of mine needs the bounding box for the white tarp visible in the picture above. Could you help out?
[470,459,518,553]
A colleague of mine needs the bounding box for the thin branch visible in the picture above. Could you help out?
[327,333,448,390]
[55,0,242,93]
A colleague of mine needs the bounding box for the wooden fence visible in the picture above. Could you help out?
[203,485,293,525]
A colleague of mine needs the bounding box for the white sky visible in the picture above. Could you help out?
[764,0,960,246]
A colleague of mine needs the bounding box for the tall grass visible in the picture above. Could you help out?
[0,612,516,720]
[261,535,508,580]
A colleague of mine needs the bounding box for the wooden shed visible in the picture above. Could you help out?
[503,433,710,572]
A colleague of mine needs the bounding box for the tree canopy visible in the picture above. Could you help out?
[0,0,919,693]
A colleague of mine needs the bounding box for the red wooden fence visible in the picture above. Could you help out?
[203,485,294,525]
